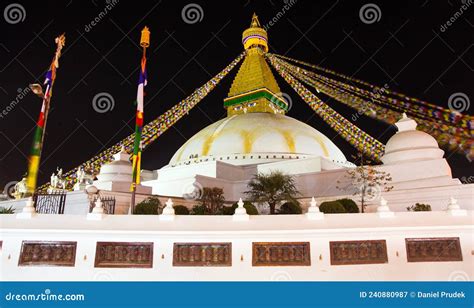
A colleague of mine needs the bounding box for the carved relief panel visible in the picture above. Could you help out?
[18,241,76,266]
[173,243,232,266]
[330,240,388,265]
[405,237,462,262]
[252,242,311,266]
[94,242,153,268]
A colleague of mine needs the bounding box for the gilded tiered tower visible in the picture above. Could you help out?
[224,14,288,116]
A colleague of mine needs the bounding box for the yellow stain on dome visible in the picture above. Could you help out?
[202,134,217,156]
[240,130,255,153]
[279,130,296,153]
[313,135,329,157]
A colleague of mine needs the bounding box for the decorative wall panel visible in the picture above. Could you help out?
[173,243,231,266]
[252,242,310,266]
[94,242,153,268]
[19,241,76,266]
[330,240,388,265]
[405,237,462,262]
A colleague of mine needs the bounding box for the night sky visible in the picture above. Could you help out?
[0,0,473,190]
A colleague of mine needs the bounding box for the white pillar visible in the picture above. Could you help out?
[233,198,249,221]
[160,198,175,221]
[306,197,324,220]
[377,197,394,218]
[16,197,37,219]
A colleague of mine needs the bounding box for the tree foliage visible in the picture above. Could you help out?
[134,196,162,215]
[319,201,346,213]
[406,203,432,212]
[337,154,393,213]
[198,187,225,215]
[245,171,300,214]
[278,201,302,214]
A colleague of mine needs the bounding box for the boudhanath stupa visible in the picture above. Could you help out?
[0,14,472,282]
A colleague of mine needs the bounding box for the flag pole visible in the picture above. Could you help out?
[26,34,66,195]
[130,27,150,214]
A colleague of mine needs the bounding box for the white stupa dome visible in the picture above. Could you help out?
[169,113,348,166]
[382,113,444,164]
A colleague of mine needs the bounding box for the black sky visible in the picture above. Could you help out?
[0,0,473,189]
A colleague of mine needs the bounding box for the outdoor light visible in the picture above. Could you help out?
[29,83,44,98]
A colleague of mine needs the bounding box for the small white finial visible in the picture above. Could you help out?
[160,198,176,220]
[395,113,417,132]
[306,196,324,220]
[377,197,394,218]
[16,196,37,219]
[446,196,466,216]
[87,197,106,220]
[233,197,249,221]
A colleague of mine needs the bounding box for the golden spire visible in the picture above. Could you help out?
[242,13,268,52]
[224,14,287,116]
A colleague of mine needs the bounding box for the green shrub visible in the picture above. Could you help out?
[336,198,359,213]
[278,201,302,214]
[191,204,208,215]
[134,196,161,215]
[0,206,15,214]
[319,201,346,213]
[173,205,190,215]
[222,201,259,215]
[222,206,234,215]
[407,203,432,212]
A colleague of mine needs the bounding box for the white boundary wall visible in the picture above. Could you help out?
[0,211,472,281]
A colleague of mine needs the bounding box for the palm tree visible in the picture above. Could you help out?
[245,171,299,214]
